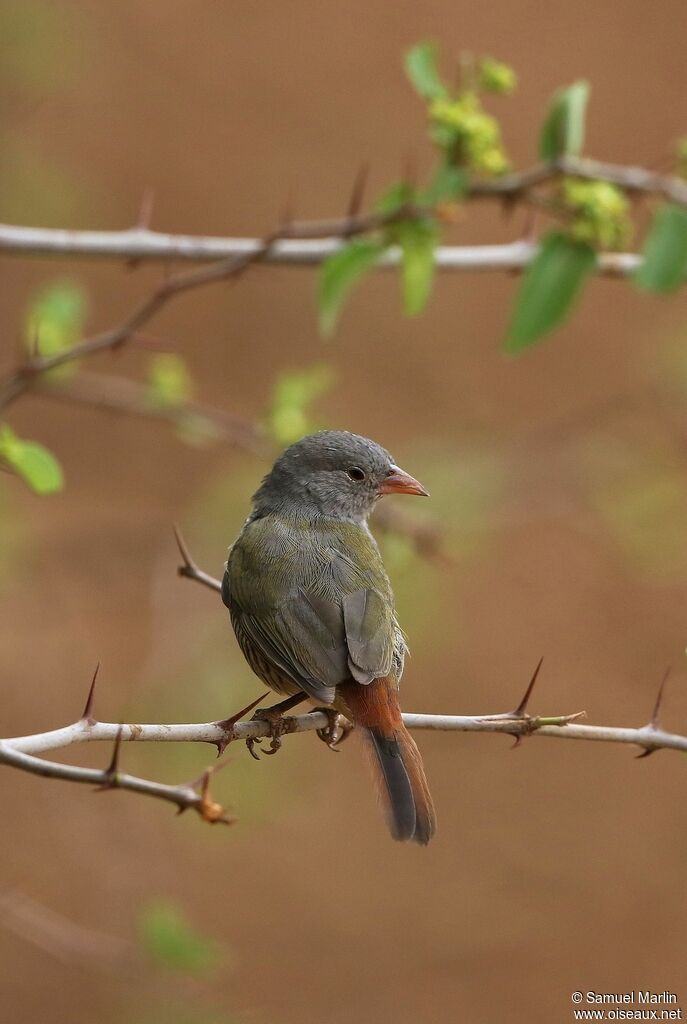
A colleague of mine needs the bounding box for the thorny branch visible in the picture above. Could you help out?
[3,156,687,823]
[0,156,684,267]
[0,153,652,514]
[0,153,673,425]
[0,225,284,413]
[1,544,686,827]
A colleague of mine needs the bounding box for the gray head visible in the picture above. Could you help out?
[252,430,428,523]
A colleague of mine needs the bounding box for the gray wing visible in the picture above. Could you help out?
[224,522,399,703]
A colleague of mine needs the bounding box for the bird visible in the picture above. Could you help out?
[221,430,436,845]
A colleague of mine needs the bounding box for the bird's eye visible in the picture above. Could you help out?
[347,467,366,482]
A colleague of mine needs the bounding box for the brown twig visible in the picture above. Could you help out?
[0,230,280,413]
[34,370,266,455]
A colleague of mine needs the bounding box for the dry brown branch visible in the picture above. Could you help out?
[34,370,265,454]
[0,229,282,413]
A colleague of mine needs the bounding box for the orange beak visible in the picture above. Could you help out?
[379,464,429,497]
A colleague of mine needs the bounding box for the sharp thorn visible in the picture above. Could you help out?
[172,524,195,572]
[636,747,656,759]
[648,666,671,730]
[81,663,100,722]
[512,657,544,718]
[105,726,123,779]
[190,755,233,792]
[136,186,155,230]
[346,162,369,222]
[214,691,270,755]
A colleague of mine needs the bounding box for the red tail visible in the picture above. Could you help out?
[337,678,436,845]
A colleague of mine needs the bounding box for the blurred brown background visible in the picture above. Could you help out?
[2,2,687,1022]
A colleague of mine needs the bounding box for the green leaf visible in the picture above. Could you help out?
[318,238,386,336]
[404,41,447,101]
[422,165,466,205]
[25,279,88,378]
[374,180,415,215]
[0,425,64,495]
[147,353,194,407]
[504,231,596,352]
[539,81,590,160]
[267,364,334,445]
[396,220,438,316]
[138,901,218,976]
[477,57,517,95]
[635,204,687,293]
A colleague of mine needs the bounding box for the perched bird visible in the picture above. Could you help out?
[222,430,436,844]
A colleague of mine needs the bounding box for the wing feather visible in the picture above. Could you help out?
[223,515,401,701]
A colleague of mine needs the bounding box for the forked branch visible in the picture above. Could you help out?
[1,543,685,826]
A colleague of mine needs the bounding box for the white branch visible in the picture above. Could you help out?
[1,673,682,827]
[4,706,685,757]
[0,225,641,275]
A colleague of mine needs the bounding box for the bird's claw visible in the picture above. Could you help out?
[245,708,288,760]
[314,708,353,751]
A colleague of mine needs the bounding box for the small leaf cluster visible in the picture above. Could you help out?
[407,44,514,176]
[561,178,631,250]
[138,900,219,975]
[318,43,511,334]
[265,364,334,444]
[2,284,216,496]
[0,424,64,494]
[147,353,195,407]
[24,279,88,378]
[316,48,687,353]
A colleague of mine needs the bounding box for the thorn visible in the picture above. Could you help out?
[187,754,232,794]
[81,663,100,723]
[173,524,196,577]
[635,667,671,759]
[512,657,544,718]
[96,726,123,790]
[214,692,270,756]
[105,726,123,776]
[195,767,235,825]
[136,187,155,231]
[345,163,369,224]
[648,666,671,730]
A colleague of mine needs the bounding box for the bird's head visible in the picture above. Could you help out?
[252,430,428,523]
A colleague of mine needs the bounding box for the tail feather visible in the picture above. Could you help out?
[338,679,436,845]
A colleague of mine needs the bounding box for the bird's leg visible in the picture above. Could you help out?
[313,708,354,751]
[246,691,308,760]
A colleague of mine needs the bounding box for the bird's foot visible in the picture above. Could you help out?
[246,708,289,760]
[313,708,353,751]
[244,691,308,760]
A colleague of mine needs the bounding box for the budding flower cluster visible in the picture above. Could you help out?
[429,92,510,176]
[561,178,632,249]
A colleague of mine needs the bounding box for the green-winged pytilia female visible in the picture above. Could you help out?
[222,430,436,844]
